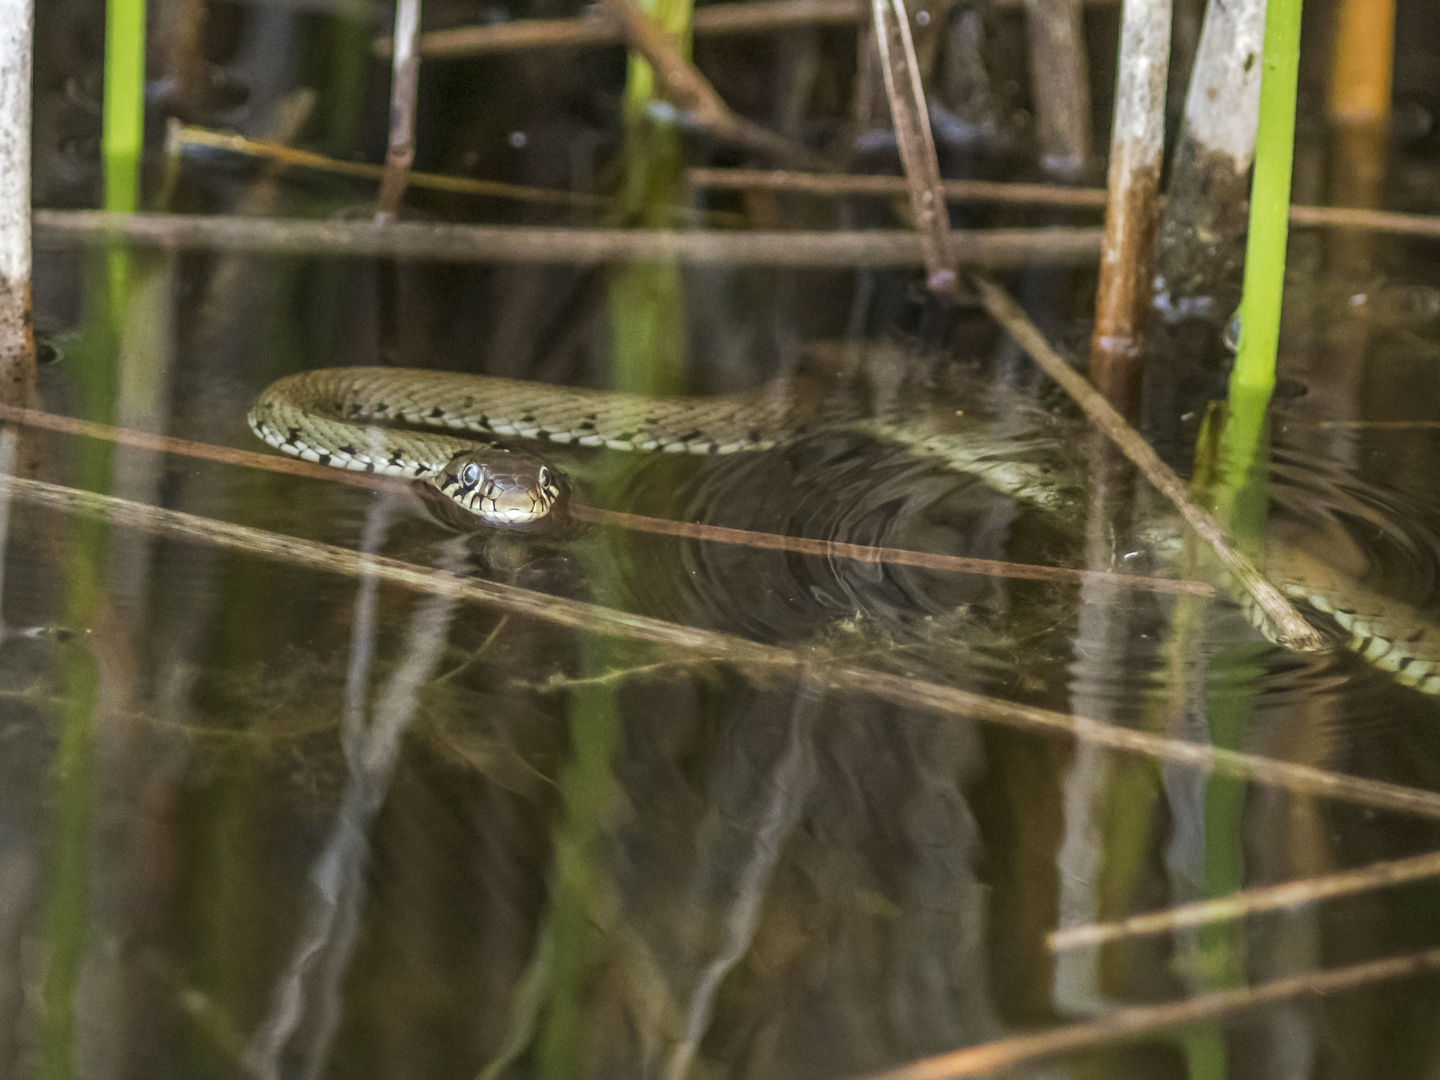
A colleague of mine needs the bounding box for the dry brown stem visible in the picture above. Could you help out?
[1088,0,1170,404]
[688,166,1109,207]
[573,505,1212,596]
[376,0,1121,59]
[32,211,1103,267]
[5,467,1437,820]
[971,273,1327,653]
[853,947,1440,1080]
[172,125,608,210]
[1021,0,1091,178]
[0,401,1207,596]
[375,0,422,220]
[687,168,1440,237]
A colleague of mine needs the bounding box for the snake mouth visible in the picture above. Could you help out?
[439,451,563,526]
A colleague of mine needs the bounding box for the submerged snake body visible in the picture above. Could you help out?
[251,366,1440,694]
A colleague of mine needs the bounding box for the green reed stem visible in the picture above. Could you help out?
[537,638,626,1080]
[103,0,147,212]
[1212,0,1301,594]
[1230,0,1304,402]
[608,0,693,396]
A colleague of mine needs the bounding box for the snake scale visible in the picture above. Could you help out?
[250,366,1440,696]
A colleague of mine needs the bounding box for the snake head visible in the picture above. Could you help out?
[438,449,563,526]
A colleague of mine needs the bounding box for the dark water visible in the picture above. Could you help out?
[4,241,1440,1080]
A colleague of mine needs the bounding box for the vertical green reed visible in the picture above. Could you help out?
[41,645,97,1080]
[1226,0,1303,469]
[44,4,147,1074]
[1156,408,1265,1080]
[608,0,693,396]
[102,0,147,214]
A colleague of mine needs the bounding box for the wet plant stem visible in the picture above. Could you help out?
[1230,0,1303,402]
[1216,0,1302,599]
[607,0,693,394]
[1088,0,1170,408]
[0,0,34,407]
[376,0,421,220]
[103,0,146,213]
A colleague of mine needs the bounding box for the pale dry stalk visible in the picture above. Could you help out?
[1089,0,1171,407]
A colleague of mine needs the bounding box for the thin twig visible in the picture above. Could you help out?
[1088,0,1170,401]
[687,166,1109,207]
[376,0,1121,59]
[7,471,1440,821]
[572,505,1213,596]
[5,471,787,663]
[1050,847,1440,951]
[1283,203,1440,237]
[689,168,1440,238]
[32,211,1104,267]
[375,0,422,220]
[1287,419,1440,429]
[0,0,35,408]
[1021,0,1091,179]
[970,274,1327,653]
[171,125,608,210]
[0,401,1208,597]
[847,665,1440,821]
[600,0,834,171]
[851,946,1440,1080]
[868,0,957,296]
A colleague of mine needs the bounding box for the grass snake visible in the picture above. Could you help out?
[250,366,1440,697]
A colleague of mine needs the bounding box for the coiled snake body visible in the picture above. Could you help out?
[250,367,1440,695]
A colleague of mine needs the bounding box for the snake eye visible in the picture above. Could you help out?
[538,466,552,489]
[461,462,481,487]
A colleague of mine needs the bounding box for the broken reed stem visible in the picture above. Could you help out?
[971,273,1327,653]
[0,0,34,408]
[1327,0,1394,126]
[854,947,1440,1080]
[1088,0,1170,407]
[868,0,957,297]
[601,0,832,171]
[605,0,722,130]
[573,505,1211,596]
[375,0,422,220]
[689,166,1110,207]
[1050,846,1440,951]
[375,0,1122,58]
[172,125,608,210]
[32,211,1103,267]
[6,470,1439,821]
[0,401,1209,597]
[688,167,1440,238]
[103,0,146,213]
